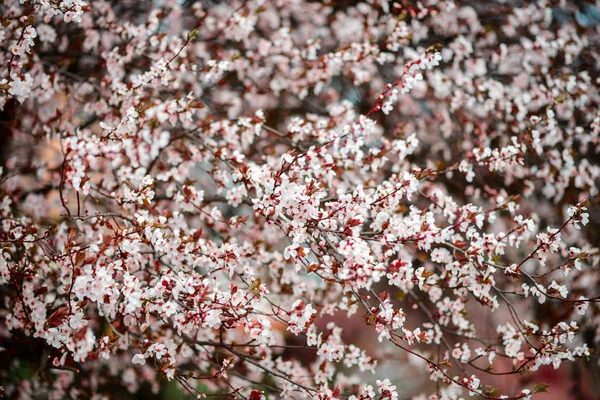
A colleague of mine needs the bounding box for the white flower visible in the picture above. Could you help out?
[284,243,305,260]
[132,354,146,365]
[9,73,33,103]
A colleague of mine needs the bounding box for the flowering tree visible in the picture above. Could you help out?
[1,0,600,399]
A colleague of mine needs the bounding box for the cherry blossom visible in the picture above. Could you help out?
[1,1,600,399]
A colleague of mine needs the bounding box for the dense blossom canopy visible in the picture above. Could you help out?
[1,0,600,399]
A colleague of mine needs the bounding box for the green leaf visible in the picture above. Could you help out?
[187,29,198,40]
[394,290,407,301]
[554,93,568,104]
[533,383,550,393]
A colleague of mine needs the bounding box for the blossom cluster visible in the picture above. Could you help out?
[1,1,600,399]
